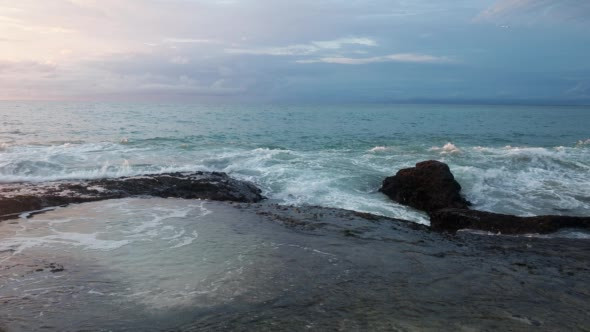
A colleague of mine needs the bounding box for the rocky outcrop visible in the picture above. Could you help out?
[381,160,590,235]
[430,208,590,234]
[0,172,264,221]
[379,160,470,212]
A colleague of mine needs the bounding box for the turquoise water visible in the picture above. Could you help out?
[1,102,589,222]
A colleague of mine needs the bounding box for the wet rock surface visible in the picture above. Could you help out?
[1,199,589,331]
[0,172,264,220]
[379,160,470,212]
[430,208,590,234]
[196,203,590,331]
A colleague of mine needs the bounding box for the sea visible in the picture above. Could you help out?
[1,102,589,222]
[0,102,589,331]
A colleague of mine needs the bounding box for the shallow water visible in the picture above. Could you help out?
[1,102,589,223]
[0,199,333,330]
[0,198,589,331]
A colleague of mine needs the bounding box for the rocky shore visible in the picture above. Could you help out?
[380,160,590,234]
[1,199,589,331]
[0,167,589,330]
[1,162,589,235]
[0,172,263,221]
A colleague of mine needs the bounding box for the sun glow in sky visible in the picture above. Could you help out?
[1,0,589,102]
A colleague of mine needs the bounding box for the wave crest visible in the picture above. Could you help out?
[429,142,460,154]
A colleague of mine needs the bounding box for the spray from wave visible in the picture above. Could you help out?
[429,142,460,154]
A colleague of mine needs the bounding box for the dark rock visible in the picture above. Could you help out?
[0,172,264,221]
[47,263,65,273]
[381,160,590,234]
[430,208,590,234]
[379,160,470,212]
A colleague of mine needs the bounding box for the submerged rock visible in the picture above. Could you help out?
[430,208,590,234]
[0,172,264,221]
[379,160,470,212]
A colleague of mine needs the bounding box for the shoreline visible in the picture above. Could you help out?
[1,198,589,330]
[2,162,588,236]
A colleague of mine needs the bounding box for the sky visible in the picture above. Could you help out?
[0,0,589,103]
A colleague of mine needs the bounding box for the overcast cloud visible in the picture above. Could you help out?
[0,0,588,103]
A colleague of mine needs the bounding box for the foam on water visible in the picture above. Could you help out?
[429,142,461,154]
[0,198,347,315]
[1,139,589,221]
[368,146,393,152]
[461,228,590,240]
[453,144,590,216]
[0,199,209,258]
[0,198,588,331]
[1,103,589,222]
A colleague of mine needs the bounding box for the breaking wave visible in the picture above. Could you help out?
[429,142,461,154]
[1,137,589,222]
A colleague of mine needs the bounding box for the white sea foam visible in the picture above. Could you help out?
[429,142,460,154]
[1,139,589,223]
[18,207,58,219]
[368,146,392,153]
[0,162,196,183]
[0,232,131,255]
[461,228,590,240]
[454,144,590,216]
[0,199,211,256]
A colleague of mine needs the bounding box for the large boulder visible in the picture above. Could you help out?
[379,160,470,212]
[380,160,590,235]
[0,172,264,221]
[430,208,590,234]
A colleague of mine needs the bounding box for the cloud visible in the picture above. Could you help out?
[0,14,76,34]
[297,53,451,65]
[226,44,318,56]
[0,56,247,100]
[134,75,244,95]
[0,0,587,103]
[170,56,189,64]
[163,38,220,44]
[225,37,377,56]
[0,60,57,73]
[566,81,590,97]
[311,37,377,49]
[476,0,590,24]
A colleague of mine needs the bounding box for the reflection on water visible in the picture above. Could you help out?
[0,198,589,331]
[0,198,345,330]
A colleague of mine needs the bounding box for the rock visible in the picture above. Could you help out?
[0,172,264,221]
[47,263,65,273]
[381,160,590,234]
[430,208,590,234]
[379,160,470,212]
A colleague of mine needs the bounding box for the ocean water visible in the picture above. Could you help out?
[1,102,589,223]
[1,103,590,330]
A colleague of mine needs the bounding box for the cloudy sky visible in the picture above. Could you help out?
[1,0,589,103]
